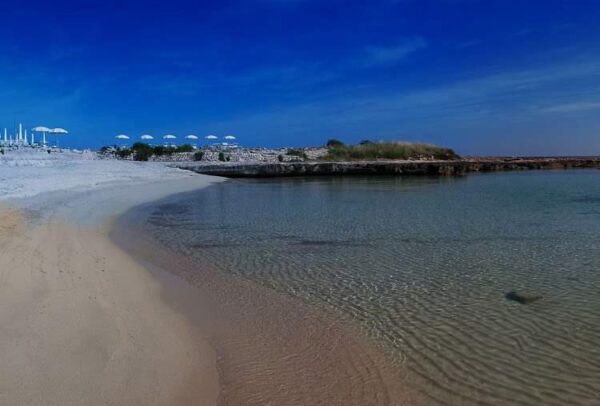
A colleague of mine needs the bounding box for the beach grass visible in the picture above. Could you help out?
[107,143,196,161]
[322,140,460,161]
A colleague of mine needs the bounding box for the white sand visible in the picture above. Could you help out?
[0,152,223,405]
[0,149,194,200]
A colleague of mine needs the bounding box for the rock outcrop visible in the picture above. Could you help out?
[175,157,600,178]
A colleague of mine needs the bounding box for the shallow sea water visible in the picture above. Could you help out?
[140,170,600,405]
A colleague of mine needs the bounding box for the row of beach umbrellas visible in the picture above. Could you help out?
[115,134,236,141]
[32,126,69,134]
[31,126,69,146]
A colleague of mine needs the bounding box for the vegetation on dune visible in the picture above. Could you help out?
[116,148,132,159]
[99,139,458,163]
[326,139,345,148]
[153,144,194,155]
[322,140,459,161]
[131,142,154,161]
[176,144,194,153]
[286,148,307,160]
[102,143,197,160]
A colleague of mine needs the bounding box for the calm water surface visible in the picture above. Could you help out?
[141,170,600,405]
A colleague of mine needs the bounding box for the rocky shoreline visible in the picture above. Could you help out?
[175,157,600,178]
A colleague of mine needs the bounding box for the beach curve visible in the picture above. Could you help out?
[0,158,223,405]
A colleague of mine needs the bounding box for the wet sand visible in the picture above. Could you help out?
[113,203,422,405]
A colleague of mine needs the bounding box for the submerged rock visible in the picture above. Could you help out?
[505,291,542,304]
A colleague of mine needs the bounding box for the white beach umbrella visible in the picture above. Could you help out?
[185,134,199,140]
[115,135,130,148]
[163,134,177,147]
[205,134,218,140]
[222,142,229,146]
[50,127,68,148]
[32,126,52,146]
[141,134,154,140]
[224,135,236,140]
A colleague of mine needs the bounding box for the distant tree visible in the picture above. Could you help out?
[131,142,153,161]
[176,144,193,153]
[116,148,132,159]
[193,151,204,161]
[277,154,284,162]
[157,146,176,155]
[218,152,226,162]
[131,142,149,150]
[326,139,344,148]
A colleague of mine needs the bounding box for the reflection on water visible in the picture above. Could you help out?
[141,172,600,405]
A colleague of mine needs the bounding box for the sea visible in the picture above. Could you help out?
[134,170,600,405]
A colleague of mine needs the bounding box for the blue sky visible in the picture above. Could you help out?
[1,0,600,155]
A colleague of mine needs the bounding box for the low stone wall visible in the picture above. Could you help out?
[175,157,600,178]
[148,149,313,163]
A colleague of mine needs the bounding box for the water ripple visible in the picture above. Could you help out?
[142,172,600,405]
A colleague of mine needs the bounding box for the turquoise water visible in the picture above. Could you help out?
[141,170,600,405]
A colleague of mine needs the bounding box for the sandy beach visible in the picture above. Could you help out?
[0,152,221,405]
[0,151,416,405]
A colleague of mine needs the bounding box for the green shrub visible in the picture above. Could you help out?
[116,148,132,159]
[286,148,307,160]
[176,144,193,153]
[218,152,226,162]
[131,142,153,161]
[153,146,177,155]
[322,141,459,161]
[277,154,284,162]
[193,151,204,161]
[326,139,344,148]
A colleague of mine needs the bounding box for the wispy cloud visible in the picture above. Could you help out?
[541,101,600,113]
[364,37,427,66]
[205,59,600,153]
[138,37,428,96]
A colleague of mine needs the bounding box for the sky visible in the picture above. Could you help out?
[1,0,600,155]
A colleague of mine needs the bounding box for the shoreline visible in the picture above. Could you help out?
[0,162,223,405]
[112,192,422,405]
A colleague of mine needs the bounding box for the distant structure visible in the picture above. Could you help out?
[0,123,68,148]
[108,132,241,150]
